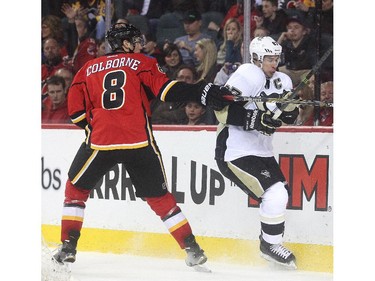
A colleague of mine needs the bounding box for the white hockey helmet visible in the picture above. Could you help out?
[249,36,282,64]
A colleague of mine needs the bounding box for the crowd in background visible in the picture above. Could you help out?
[41,0,333,126]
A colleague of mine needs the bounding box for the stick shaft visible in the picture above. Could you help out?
[280,45,333,106]
[233,96,333,107]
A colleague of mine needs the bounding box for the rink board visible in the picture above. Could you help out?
[41,125,333,273]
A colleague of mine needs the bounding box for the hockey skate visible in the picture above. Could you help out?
[259,235,297,269]
[184,235,211,273]
[53,240,77,264]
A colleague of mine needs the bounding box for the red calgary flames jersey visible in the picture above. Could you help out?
[68,52,175,150]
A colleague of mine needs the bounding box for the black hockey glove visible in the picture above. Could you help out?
[201,83,234,111]
[243,109,282,136]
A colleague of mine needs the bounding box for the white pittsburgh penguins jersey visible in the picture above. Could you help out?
[223,63,293,161]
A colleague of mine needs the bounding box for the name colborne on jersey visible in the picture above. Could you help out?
[86,57,141,76]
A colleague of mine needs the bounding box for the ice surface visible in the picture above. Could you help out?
[68,252,333,281]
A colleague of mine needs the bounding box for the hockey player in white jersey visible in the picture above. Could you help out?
[215,36,299,269]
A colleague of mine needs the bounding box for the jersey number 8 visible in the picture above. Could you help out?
[102,70,126,110]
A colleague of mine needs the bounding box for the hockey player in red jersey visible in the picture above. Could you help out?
[53,23,233,271]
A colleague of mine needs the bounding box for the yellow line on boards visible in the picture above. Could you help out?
[42,224,332,273]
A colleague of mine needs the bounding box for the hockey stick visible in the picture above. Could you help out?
[230,96,333,107]
[274,44,333,113]
[225,45,334,114]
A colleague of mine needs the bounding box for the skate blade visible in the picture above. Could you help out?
[260,253,297,270]
[192,264,212,273]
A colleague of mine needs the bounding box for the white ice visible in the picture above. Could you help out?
[68,252,333,281]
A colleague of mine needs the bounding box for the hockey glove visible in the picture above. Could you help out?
[243,109,282,136]
[256,90,299,120]
[279,107,299,124]
[201,83,234,111]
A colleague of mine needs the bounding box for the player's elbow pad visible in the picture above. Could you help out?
[161,80,203,103]
[215,103,247,125]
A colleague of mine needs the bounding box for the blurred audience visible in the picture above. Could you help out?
[277,14,332,86]
[252,26,270,38]
[96,37,107,57]
[296,80,333,126]
[194,38,219,124]
[42,38,68,99]
[42,15,68,63]
[42,75,71,124]
[61,4,97,73]
[41,1,333,127]
[284,0,333,35]
[55,68,74,90]
[183,102,208,125]
[142,33,164,65]
[60,1,108,41]
[161,43,184,79]
[216,0,261,38]
[174,10,211,67]
[151,65,198,124]
[194,38,218,83]
[216,18,243,68]
[255,0,288,40]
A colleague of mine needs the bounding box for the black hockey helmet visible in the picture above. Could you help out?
[105,23,143,52]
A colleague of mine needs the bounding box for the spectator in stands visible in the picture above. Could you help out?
[194,38,218,83]
[277,14,332,86]
[284,0,333,35]
[42,38,67,98]
[174,10,211,67]
[214,61,241,86]
[55,68,74,90]
[253,26,270,38]
[318,80,334,126]
[70,15,97,73]
[283,0,315,16]
[96,38,107,57]
[175,64,198,83]
[296,80,333,126]
[42,15,68,63]
[213,0,261,38]
[61,1,107,41]
[143,33,164,65]
[194,38,219,124]
[73,15,97,73]
[214,39,244,86]
[216,18,243,68]
[161,43,184,79]
[294,75,315,125]
[254,0,288,40]
[151,65,198,124]
[42,75,71,124]
[61,4,98,73]
[42,38,66,80]
[183,101,208,125]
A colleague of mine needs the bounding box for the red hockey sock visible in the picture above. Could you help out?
[61,180,90,242]
[145,192,193,249]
